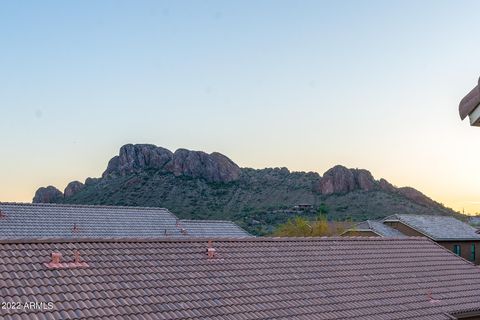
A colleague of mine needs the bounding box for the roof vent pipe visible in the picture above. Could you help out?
[44,251,89,269]
[427,290,441,304]
[207,240,216,259]
[74,250,81,264]
[44,252,63,269]
[51,252,62,264]
[44,252,63,268]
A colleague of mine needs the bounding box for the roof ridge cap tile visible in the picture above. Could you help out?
[0,201,170,211]
[0,235,430,245]
[180,219,237,224]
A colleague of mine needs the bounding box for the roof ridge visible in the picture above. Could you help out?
[0,201,170,211]
[180,219,237,224]
[366,220,380,231]
[385,214,436,239]
[395,213,456,218]
[0,236,430,245]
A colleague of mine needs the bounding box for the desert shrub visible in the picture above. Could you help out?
[273,215,346,237]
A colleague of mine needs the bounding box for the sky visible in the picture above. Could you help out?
[1,0,480,213]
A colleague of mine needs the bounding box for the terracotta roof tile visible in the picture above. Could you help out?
[0,237,478,319]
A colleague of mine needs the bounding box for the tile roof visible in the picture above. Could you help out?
[468,216,480,225]
[384,214,480,241]
[178,219,251,237]
[354,220,407,237]
[0,237,479,319]
[0,202,251,239]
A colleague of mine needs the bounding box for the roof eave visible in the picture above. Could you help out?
[459,78,480,120]
[435,238,480,241]
[386,216,480,242]
[341,228,383,236]
[467,104,480,126]
[383,218,436,240]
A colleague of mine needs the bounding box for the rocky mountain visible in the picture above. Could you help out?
[102,144,241,182]
[315,166,376,194]
[33,144,460,235]
[33,186,63,203]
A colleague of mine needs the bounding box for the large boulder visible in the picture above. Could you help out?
[102,144,241,183]
[64,181,85,198]
[317,165,357,194]
[103,144,173,177]
[316,166,377,194]
[353,169,376,191]
[397,187,437,208]
[85,177,99,186]
[33,186,63,203]
[378,178,396,193]
[165,149,241,183]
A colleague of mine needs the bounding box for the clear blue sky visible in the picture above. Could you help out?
[2,0,480,212]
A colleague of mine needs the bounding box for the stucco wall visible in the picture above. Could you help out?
[383,221,425,237]
[384,221,480,264]
[438,240,480,265]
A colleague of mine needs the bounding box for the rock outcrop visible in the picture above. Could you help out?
[102,144,240,183]
[64,181,85,198]
[378,178,396,193]
[314,166,441,210]
[85,177,99,186]
[165,149,240,183]
[317,165,357,194]
[32,144,446,216]
[33,186,63,203]
[353,169,376,191]
[316,165,377,195]
[397,187,437,208]
[103,144,173,177]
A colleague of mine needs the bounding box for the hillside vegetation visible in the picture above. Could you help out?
[33,144,461,235]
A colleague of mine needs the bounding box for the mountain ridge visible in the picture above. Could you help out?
[33,144,460,234]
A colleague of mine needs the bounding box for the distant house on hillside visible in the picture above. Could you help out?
[0,202,251,239]
[459,77,480,126]
[292,204,314,211]
[468,216,480,226]
[343,214,480,264]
